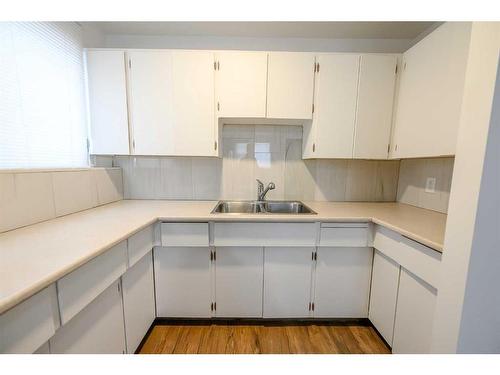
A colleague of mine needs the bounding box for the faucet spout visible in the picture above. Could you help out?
[256,179,276,201]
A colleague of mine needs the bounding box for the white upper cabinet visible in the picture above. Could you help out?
[353,54,398,159]
[304,54,360,158]
[127,50,174,155]
[85,50,130,155]
[266,52,315,119]
[171,51,216,156]
[391,22,472,158]
[127,50,216,156]
[215,51,268,118]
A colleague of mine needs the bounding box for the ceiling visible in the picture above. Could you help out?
[84,22,438,39]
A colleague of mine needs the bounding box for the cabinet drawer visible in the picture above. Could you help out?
[128,225,154,267]
[373,226,441,288]
[57,241,127,325]
[319,223,369,247]
[161,223,209,246]
[0,285,59,353]
[213,222,317,247]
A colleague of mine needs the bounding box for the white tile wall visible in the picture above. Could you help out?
[397,157,454,213]
[113,124,401,202]
[0,168,123,233]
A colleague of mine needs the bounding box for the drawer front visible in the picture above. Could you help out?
[319,224,369,247]
[128,225,154,267]
[373,226,442,288]
[161,223,209,247]
[57,241,127,325]
[213,222,317,247]
[0,284,60,353]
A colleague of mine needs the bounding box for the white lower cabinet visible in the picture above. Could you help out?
[368,250,401,346]
[314,247,373,318]
[392,268,437,354]
[122,252,156,353]
[0,285,59,354]
[154,246,211,318]
[263,247,314,318]
[49,280,126,354]
[215,247,264,318]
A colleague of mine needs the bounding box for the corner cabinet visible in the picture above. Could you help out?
[391,22,472,158]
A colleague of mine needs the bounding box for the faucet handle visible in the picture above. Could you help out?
[256,179,264,188]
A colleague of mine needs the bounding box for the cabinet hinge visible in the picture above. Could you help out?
[214,141,217,151]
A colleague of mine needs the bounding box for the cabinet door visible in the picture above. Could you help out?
[122,252,156,353]
[314,247,373,318]
[171,51,216,156]
[154,247,211,318]
[49,280,126,354]
[215,247,263,318]
[353,54,397,159]
[86,50,130,155]
[391,22,471,158]
[368,250,400,346]
[215,51,267,118]
[267,52,315,119]
[307,54,360,158]
[263,247,314,318]
[127,50,174,155]
[392,268,437,354]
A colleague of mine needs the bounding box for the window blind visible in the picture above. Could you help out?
[0,22,88,169]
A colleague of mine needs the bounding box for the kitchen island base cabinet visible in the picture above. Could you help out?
[49,280,126,354]
[368,250,401,346]
[215,247,264,318]
[263,247,314,318]
[392,268,437,354]
[314,247,373,318]
[154,246,211,318]
[122,252,156,354]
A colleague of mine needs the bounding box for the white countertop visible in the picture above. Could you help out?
[0,200,447,315]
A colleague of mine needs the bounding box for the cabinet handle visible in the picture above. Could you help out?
[217,102,220,111]
[312,143,316,152]
[214,141,217,151]
[308,302,312,311]
[217,61,220,70]
[211,302,214,311]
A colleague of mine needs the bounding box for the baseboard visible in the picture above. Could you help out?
[153,317,371,326]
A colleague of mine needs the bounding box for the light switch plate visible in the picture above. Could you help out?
[425,177,437,193]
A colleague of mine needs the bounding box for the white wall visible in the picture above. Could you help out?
[431,22,500,353]
[102,34,414,53]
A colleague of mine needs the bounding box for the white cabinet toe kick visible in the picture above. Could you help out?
[1,220,441,354]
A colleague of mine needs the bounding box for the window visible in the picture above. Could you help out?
[0,22,88,169]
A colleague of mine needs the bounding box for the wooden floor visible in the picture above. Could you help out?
[138,322,391,354]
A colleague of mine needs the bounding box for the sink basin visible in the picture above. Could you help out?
[211,200,317,215]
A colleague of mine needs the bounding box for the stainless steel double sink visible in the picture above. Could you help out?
[211,200,317,215]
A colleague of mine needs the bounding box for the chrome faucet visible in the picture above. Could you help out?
[256,179,276,201]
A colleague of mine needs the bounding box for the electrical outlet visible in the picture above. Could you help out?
[425,177,437,193]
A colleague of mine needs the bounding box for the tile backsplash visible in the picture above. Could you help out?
[112,124,401,202]
[397,157,454,213]
[0,168,123,233]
